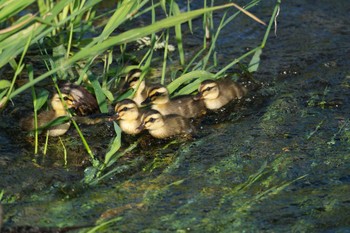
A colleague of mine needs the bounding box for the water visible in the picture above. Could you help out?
[1,0,350,232]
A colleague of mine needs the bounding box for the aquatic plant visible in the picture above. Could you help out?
[0,0,279,184]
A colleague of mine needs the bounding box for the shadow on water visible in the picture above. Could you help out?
[1,0,350,232]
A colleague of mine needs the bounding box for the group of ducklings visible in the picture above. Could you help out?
[113,69,248,139]
[20,69,248,139]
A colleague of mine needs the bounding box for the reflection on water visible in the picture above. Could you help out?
[1,0,350,232]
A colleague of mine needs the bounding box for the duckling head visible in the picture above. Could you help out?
[142,85,169,105]
[114,99,140,120]
[137,110,164,131]
[197,80,220,100]
[51,93,74,115]
[123,68,143,90]
[20,93,73,135]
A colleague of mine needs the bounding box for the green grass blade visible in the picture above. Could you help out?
[104,122,122,166]
[248,48,262,72]
[0,26,33,109]
[172,2,185,65]
[34,89,49,111]
[0,0,35,24]
[167,70,215,94]
[214,46,260,78]
[187,0,193,33]
[261,0,281,48]
[90,76,108,113]
[161,30,170,85]
[95,0,137,43]
[28,64,38,154]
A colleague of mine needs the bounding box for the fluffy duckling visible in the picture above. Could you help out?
[20,93,73,136]
[60,82,99,116]
[196,78,248,110]
[122,68,149,107]
[142,84,206,118]
[114,99,145,135]
[137,109,194,139]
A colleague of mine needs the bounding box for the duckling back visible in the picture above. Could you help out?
[140,110,193,139]
[157,95,206,118]
[144,85,206,118]
[219,78,248,100]
[198,78,247,110]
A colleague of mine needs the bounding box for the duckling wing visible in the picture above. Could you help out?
[219,79,247,100]
[229,82,247,99]
[20,110,56,131]
[166,115,194,135]
[171,95,206,118]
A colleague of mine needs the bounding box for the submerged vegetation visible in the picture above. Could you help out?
[0,0,280,187]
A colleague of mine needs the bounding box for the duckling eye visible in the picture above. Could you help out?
[121,106,128,112]
[129,78,138,84]
[147,117,156,123]
[153,92,163,97]
[63,96,71,101]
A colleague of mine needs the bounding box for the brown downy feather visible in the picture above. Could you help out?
[142,84,206,118]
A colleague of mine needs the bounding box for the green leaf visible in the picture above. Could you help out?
[104,122,122,166]
[34,89,49,111]
[116,89,132,101]
[0,0,35,24]
[88,73,108,113]
[0,89,7,99]
[101,88,114,102]
[172,2,185,65]
[248,48,262,72]
[96,0,137,42]
[167,70,215,95]
[83,166,99,184]
[0,80,11,89]
[52,44,70,79]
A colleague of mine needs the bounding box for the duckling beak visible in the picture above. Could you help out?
[141,96,151,106]
[136,122,145,131]
[193,92,202,101]
[109,112,120,121]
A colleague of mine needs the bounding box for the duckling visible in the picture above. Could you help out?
[142,84,206,118]
[195,78,248,110]
[114,99,145,135]
[137,109,194,139]
[20,93,73,136]
[122,68,149,107]
[60,82,99,116]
